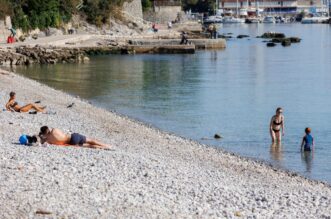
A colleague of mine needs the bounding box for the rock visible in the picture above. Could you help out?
[234,211,242,217]
[35,209,52,215]
[281,40,291,47]
[289,37,301,43]
[267,42,276,47]
[19,35,26,42]
[261,32,286,39]
[32,34,38,40]
[271,38,283,43]
[83,56,90,63]
[214,134,222,139]
[237,35,249,39]
[218,35,232,39]
[271,37,301,44]
[47,27,63,36]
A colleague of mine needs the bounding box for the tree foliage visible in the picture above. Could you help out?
[142,0,152,11]
[82,0,128,27]
[182,0,215,13]
[9,0,77,32]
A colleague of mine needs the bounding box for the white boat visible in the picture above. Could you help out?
[301,16,330,24]
[204,16,223,24]
[223,17,245,23]
[245,17,261,23]
[239,8,248,17]
[263,16,275,23]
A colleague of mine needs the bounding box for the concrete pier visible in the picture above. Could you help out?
[129,38,226,50]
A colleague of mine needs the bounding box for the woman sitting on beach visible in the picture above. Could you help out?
[5,91,46,113]
[270,107,285,143]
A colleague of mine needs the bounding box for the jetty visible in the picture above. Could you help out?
[0,34,226,65]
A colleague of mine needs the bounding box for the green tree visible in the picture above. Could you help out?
[182,0,215,13]
[142,0,152,11]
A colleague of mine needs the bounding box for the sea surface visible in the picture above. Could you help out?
[10,23,331,184]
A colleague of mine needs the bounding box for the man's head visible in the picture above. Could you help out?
[305,127,311,134]
[10,91,16,98]
[39,126,50,136]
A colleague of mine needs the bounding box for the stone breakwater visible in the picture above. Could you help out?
[0,37,226,65]
[0,46,126,66]
[0,69,331,218]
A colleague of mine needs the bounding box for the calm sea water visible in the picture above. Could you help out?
[9,24,331,183]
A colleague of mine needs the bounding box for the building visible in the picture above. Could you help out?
[219,0,327,14]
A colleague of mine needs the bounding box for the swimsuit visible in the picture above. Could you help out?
[69,133,87,146]
[272,119,282,132]
[10,102,21,112]
[303,134,313,151]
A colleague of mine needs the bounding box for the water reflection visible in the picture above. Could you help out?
[301,151,314,173]
[270,143,283,162]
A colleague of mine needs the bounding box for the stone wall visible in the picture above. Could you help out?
[144,6,182,23]
[0,16,12,43]
[122,0,143,20]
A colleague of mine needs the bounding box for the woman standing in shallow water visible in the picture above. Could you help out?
[270,107,285,143]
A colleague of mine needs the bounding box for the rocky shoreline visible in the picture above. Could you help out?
[0,69,331,218]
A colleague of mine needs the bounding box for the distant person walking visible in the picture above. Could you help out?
[212,24,218,39]
[270,107,285,143]
[301,127,314,152]
[208,24,213,39]
[9,27,16,38]
[180,31,188,45]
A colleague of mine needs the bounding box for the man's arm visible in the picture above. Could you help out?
[312,138,314,151]
[301,137,305,152]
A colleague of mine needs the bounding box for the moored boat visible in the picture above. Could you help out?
[263,16,275,23]
[301,16,330,24]
[223,16,245,23]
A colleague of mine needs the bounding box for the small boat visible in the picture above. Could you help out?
[245,17,261,23]
[263,16,275,23]
[301,16,330,24]
[204,16,223,24]
[239,8,248,17]
[223,17,245,23]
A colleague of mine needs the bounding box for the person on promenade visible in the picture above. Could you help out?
[5,91,46,113]
[39,126,111,150]
[212,24,218,39]
[9,27,16,38]
[208,24,213,39]
[269,107,285,143]
[301,127,314,152]
[180,31,188,45]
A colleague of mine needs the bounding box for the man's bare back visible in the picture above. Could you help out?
[39,126,111,150]
[40,128,70,145]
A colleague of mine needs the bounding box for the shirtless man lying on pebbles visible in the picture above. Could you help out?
[39,126,111,150]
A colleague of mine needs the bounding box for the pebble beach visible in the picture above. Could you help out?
[0,69,330,218]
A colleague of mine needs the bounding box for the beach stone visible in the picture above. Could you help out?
[266,42,276,47]
[281,40,291,47]
[214,134,222,139]
[237,35,249,39]
[289,37,301,43]
[261,32,286,39]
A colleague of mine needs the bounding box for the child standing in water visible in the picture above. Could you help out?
[301,127,314,152]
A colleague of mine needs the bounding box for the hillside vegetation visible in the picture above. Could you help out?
[0,0,130,32]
